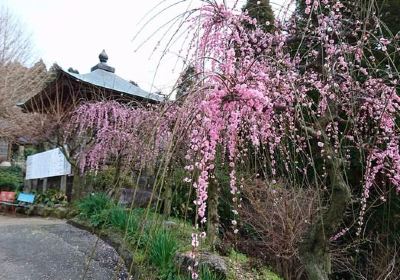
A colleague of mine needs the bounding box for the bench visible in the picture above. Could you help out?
[16,193,35,208]
[0,191,17,212]
[0,192,35,213]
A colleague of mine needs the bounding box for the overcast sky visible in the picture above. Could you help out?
[1,0,289,95]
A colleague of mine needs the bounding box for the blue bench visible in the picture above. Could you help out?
[16,193,35,208]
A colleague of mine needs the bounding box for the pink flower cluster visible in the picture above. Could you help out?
[66,101,174,173]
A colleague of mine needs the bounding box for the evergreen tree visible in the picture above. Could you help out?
[242,0,275,32]
[176,65,196,100]
[377,0,400,71]
[377,0,400,36]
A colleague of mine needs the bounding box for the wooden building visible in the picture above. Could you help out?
[19,50,164,199]
[21,50,163,115]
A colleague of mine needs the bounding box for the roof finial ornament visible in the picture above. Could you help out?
[91,49,115,73]
[99,49,108,63]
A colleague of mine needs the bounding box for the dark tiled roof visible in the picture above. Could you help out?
[64,68,164,102]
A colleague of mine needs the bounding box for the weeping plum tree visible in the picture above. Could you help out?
[67,1,399,279]
[65,101,174,198]
[163,2,400,279]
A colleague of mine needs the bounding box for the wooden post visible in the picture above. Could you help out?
[25,179,32,192]
[42,178,48,192]
[32,179,38,191]
[72,167,85,201]
[60,175,67,193]
[66,175,73,202]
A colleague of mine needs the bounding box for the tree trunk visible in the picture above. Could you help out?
[163,183,172,217]
[72,166,84,201]
[207,180,220,250]
[113,157,122,189]
[300,145,351,280]
[107,157,122,198]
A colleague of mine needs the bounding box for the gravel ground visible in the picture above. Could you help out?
[0,214,129,280]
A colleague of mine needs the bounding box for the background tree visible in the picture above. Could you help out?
[242,0,275,32]
[176,65,196,100]
[0,7,31,65]
[0,7,48,141]
[377,0,400,36]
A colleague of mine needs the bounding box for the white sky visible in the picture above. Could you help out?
[1,0,289,95]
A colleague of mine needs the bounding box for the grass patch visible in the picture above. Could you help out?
[148,229,178,277]
[260,268,283,280]
[105,205,131,231]
[229,249,249,264]
[199,266,225,280]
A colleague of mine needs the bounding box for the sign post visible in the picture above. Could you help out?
[25,148,72,192]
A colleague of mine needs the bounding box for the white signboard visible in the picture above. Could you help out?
[26,148,71,180]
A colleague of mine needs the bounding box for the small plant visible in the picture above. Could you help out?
[106,205,128,231]
[237,180,316,280]
[199,266,224,280]
[149,229,178,277]
[168,166,196,219]
[125,214,141,243]
[173,266,224,280]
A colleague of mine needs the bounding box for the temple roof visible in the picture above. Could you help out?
[64,50,163,102]
[64,67,163,102]
[20,50,164,113]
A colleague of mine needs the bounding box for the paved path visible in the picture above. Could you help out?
[0,214,129,280]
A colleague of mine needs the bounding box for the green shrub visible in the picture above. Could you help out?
[3,165,22,174]
[85,168,135,192]
[24,147,37,158]
[89,209,110,227]
[149,229,178,276]
[0,166,23,190]
[34,189,68,207]
[75,194,142,232]
[76,193,112,223]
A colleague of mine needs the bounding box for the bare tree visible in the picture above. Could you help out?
[0,7,48,140]
[0,7,32,65]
